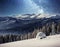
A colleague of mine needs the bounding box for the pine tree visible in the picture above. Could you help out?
[57,22,60,34]
[50,22,56,35]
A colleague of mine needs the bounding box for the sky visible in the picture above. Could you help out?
[0,0,60,16]
[33,0,60,14]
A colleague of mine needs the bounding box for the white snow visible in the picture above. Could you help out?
[36,14,56,19]
[0,34,60,47]
[12,14,57,20]
[36,32,46,39]
[15,15,28,18]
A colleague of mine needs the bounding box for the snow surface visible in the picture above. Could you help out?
[0,34,60,47]
[36,32,46,39]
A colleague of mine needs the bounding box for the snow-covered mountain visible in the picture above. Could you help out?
[14,14,54,20]
[0,34,60,47]
[0,14,60,30]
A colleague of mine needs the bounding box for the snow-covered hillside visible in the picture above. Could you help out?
[0,34,60,47]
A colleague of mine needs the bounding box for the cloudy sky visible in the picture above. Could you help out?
[0,0,60,16]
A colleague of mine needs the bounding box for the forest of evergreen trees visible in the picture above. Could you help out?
[0,22,60,44]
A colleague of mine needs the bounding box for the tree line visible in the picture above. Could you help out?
[0,22,60,44]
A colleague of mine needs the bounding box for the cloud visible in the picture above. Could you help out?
[28,0,44,14]
[22,0,42,14]
[33,0,60,14]
[0,0,44,16]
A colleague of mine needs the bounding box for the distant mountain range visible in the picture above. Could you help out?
[0,14,60,30]
[0,14,60,34]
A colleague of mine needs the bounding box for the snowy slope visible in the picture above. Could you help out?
[0,34,60,47]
